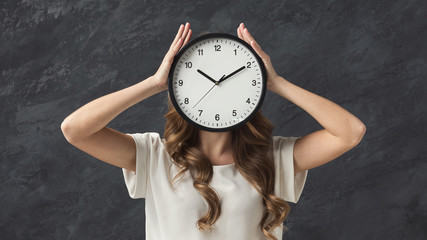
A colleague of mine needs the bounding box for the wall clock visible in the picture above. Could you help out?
[168,33,267,132]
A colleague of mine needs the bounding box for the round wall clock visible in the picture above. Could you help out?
[168,33,267,132]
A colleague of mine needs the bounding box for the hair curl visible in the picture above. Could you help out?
[163,98,291,240]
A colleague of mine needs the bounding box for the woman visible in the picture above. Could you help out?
[61,22,366,240]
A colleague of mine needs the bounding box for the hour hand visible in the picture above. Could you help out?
[197,69,218,84]
[217,66,246,84]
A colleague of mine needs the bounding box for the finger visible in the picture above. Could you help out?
[173,22,189,50]
[237,23,243,39]
[242,28,267,58]
[165,37,182,61]
[239,23,246,41]
[173,38,183,53]
[250,40,268,60]
[181,22,190,41]
[183,29,192,46]
[240,23,248,41]
[171,24,185,48]
[240,25,269,61]
[237,27,243,39]
[240,26,252,45]
[242,28,255,44]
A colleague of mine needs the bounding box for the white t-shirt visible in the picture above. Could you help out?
[122,132,308,240]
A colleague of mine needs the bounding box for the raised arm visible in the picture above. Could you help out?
[61,23,192,172]
[237,22,366,174]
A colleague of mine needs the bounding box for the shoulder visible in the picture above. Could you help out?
[271,135,301,163]
[126,132,165,148]
[272,135,308,203]
[272,136,300,150]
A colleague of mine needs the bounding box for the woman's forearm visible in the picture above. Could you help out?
[270,76,366,144]
[61,76,162,142]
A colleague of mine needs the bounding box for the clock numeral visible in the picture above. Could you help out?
[232,110,237,116]
[214,45,221,51]
[178,79,184,86]
[215,114,220,121]
[246,98,251,104]
[198,49,203,56]
[233,49,237,55]
[185,62,192,68]
[184,98,189,104]
[247,62,251,68]
[198,110,203,116]
[252,80,256,86]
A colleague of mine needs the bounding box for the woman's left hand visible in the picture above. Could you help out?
[237,23,280,91]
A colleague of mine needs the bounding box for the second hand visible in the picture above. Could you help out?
[193,75,225,109]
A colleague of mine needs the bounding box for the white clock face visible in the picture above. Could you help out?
[169,34,266,132]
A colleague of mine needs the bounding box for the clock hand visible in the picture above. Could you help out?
[197,69,218,85]
[193,75,225,108]
[217,66,246,84]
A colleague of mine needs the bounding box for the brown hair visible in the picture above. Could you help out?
[163,98,291,240]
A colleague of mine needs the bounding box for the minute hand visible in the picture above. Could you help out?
[217,66,246,84]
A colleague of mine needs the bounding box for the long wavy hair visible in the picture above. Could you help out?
[163,98,291,240]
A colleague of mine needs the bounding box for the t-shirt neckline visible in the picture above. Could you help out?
[212,162,236,167]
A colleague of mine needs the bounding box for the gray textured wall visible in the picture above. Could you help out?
[1,0,426,239]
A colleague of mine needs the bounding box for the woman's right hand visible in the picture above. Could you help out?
[151,22,192,92]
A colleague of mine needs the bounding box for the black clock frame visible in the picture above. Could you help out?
[167,32,267,132]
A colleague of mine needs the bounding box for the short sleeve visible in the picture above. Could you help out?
[122,132,161,199]
[273,136,308,203]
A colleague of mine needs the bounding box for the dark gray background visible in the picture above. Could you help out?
[1,0,426,239]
